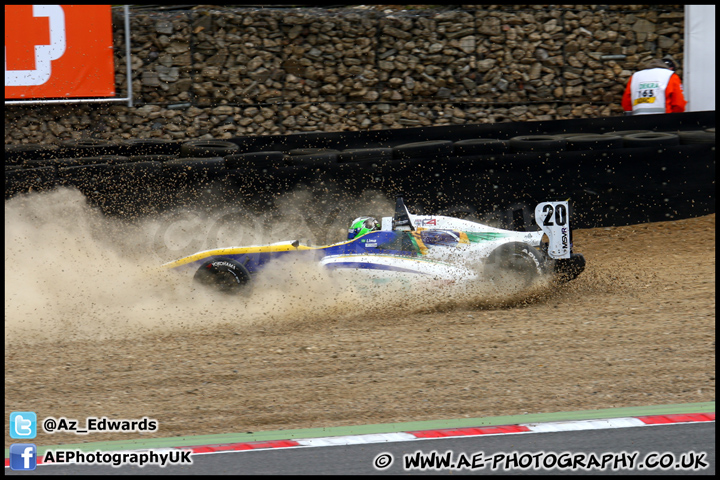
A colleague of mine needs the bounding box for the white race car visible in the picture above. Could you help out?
[163,197,586,296]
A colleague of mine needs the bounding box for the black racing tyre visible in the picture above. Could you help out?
[284,152,338,167]
[484,242,545,294]
[22,158,62,168]
[123,138,180,156]
[337,147,394,164]
[601,130,653,137]
[5,166,57,192]
[193,257,252,295]
[128,154,178,163]
[54,155,130,167]
[5,143,60,164]
[108,161,162,179]
[225,151,285,169]
[557,133,593,138]
[565,134,624,151]
[508,135,567,152]
[59,139,123,157]
[393,140,454,160]
[622,132,680,148]
[161,157,227,184]
[677,130,716,144]
[453,138,509,155]
[162,156,226,171]
[288,148,340,156]
[57,163,111,188]
[180,140,239,158]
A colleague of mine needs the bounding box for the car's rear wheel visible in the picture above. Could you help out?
[193,257,252,295]
[484,242,544,295]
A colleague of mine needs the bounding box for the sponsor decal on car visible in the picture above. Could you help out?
[211,261,237,269]
[415,218,437,226]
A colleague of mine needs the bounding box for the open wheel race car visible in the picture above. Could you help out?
[162,197,586,296]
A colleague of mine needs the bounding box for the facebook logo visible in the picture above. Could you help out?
[10,411,37,439]
[10,444,37,471]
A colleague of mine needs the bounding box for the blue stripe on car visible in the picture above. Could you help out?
[324,262,429,275]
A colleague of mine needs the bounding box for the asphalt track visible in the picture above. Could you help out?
[6,402,714,475]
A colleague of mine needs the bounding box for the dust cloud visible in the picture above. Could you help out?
[5,187,555,345]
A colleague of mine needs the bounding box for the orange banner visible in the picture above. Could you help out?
[5,5,115,99]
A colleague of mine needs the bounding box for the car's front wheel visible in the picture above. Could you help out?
[193,257,252,295]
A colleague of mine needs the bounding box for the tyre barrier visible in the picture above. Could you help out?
[5,166,57,197]
[108,160,163,178]
[5,143,60,165]
[557,132,596,138]
[128,154,178,163]
[393,140,454,160]
[677,130,716,144]
[224,151,286,170]
[59,138,125,157]
[284,151,338,168]
[5,116,715,225]
[622,132,680,148]
[287,147,340,156]
[565,134,624,151]
[57,163,113,190]
[601,130,653,137]
[20,158,60,168]
[162,156,226,172]
[161,157,228,186]
[337,147,394,165]
[21,155,131,169]
[453,138,509,155]
[59,155,132,166]
[508,135,567,152]
[180,139,239,158]
[100,161,164,215]
[122,138,180,156]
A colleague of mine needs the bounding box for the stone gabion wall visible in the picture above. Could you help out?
[5,4,685,145]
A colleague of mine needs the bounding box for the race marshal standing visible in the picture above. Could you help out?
[622,57,687,115]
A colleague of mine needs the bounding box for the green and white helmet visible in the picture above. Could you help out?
[347,216,379,239]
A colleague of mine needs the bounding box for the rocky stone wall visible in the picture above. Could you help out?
[5,5,685,145]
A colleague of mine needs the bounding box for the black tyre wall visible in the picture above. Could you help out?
[5,166,57,197]
[337,147,394,164]
[453,138,509,155]
[180,140,239,158]
[5,143,60,165]
[622,132,680,148]
[58,139,124,157]
[122,138,181,156]
[224,151,286,170]
[508,135,567,152]
[393,140,454,160]
[565,134,623,151]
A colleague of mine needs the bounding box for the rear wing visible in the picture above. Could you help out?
[535,201,572,259]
